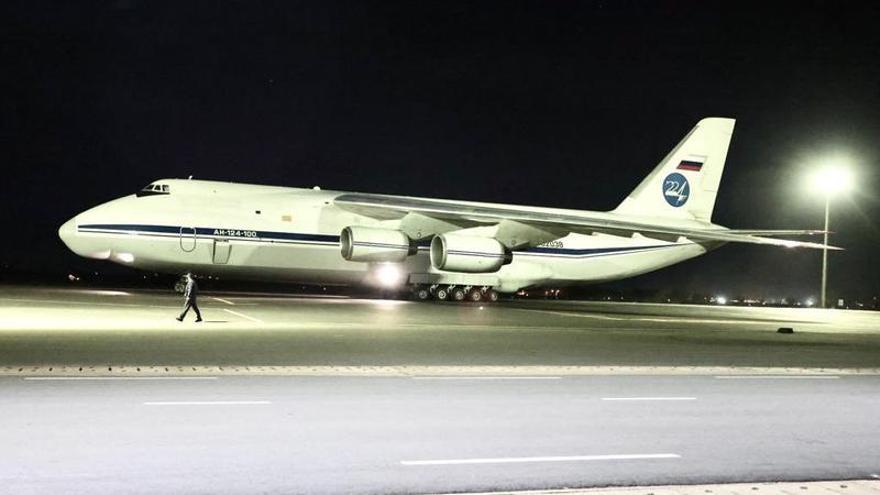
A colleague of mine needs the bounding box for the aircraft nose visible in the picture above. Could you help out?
[58,217,77,247]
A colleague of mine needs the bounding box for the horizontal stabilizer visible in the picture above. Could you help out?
[724,229,828,237]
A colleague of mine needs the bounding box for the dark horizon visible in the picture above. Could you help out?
[3,1,879,299]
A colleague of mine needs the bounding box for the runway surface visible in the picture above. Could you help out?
[3,374,880,494]
[1,286,880,494]
[1,286,879,369]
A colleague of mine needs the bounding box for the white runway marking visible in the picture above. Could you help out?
[223,308,264,323]
[211,297,236,305]
[601,397,696,401]
[411,376,562,380]
[524,309,774,326]
[24,376,218,381]
[401,453,680,466]
[715,375,840,380]
[143,400,271,406]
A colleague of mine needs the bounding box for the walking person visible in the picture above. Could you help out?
[176,273,203,322]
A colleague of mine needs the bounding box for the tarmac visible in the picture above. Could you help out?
[1,286,879,370]
[1,285,879,494]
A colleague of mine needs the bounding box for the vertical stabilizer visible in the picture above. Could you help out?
[614,117,735,222]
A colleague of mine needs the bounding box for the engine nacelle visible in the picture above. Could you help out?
[430,234,512,273]
[340,226,415,262]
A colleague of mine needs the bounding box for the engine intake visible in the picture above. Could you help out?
[340,226,415,262]
[430,234,512,273]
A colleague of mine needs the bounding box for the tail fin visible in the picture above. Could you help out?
[614,117,735,222]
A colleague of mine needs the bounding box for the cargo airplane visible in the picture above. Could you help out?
[59,118,832,302]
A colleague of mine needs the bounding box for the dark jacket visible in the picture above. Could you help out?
[184,278,198,300]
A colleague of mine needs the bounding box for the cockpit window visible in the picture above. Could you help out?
[136,183,171,197]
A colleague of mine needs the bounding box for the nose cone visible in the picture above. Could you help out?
[58,216,110,259]
[58,217,110,260]
[58,217,77,248]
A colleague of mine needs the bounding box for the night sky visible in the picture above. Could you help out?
[3,1,879,299]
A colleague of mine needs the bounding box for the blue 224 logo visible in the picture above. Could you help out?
[662,173,689,207]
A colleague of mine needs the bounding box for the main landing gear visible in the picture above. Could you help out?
[411,284,500,303]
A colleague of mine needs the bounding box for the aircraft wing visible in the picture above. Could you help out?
[334,193,840,251]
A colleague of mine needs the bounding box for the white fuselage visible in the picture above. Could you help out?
[59,179,712,293]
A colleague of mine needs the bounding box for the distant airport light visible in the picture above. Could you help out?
[805,298,815,307]
[375,263,404,287]
[715,296,727,305]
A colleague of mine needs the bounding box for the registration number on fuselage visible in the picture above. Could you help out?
[538,240,564,248]
[213,229,258,238]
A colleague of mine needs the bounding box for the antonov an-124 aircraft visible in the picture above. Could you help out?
[59,118,833,302]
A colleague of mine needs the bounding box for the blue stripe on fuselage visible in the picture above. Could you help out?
[79,224,338,244]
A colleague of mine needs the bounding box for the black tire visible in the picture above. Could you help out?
[486,289,499,302]
[452,287,467,302]
[415,287,431,301]
[435,288,449,301]
[468,289,482,302]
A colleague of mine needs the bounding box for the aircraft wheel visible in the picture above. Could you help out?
[451,287,467,302]
[414,286,431,301]
[485,289,499,302]
[468,289,483,302]
[435,287,450,301]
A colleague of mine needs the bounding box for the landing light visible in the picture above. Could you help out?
[715,296,727,305]
[115,252,135,263]
[375,263,403,287]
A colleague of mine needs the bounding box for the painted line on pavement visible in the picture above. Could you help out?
[602,397,696,401]
[401,453,680,466]
[523,309,775,326]
[143,400,271,406]
[412,376,562,380]
[211,297,236,305]
[24,376,218,381]
[715,375,840,380]
[223,308,264,323]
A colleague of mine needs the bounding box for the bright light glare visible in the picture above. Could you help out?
[805,298,815,307]
[715,296,727,305]
[809,162,854,195]
[83,290,132,296]
[375,263,403,287]
[115,252,135,263]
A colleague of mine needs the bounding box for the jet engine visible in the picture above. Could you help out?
[430,234,512,273]
[340,226,415,262]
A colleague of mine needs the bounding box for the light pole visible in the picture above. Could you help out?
[810,164,853,308]
[820,193,830,308]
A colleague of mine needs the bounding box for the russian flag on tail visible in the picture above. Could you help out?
[677,155,706,172]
